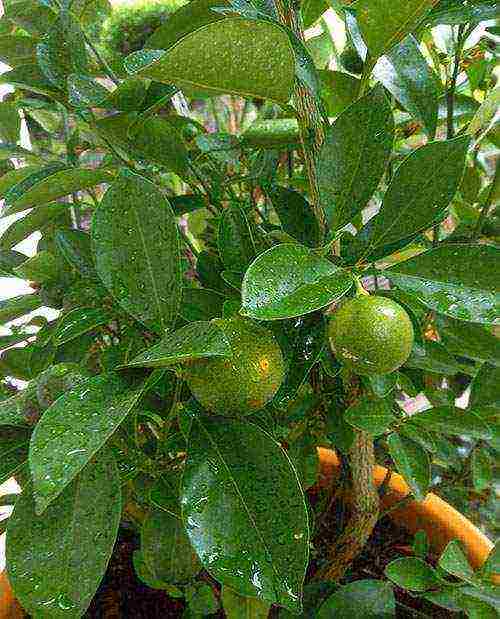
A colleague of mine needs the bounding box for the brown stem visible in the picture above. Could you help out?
[274,0,327,238]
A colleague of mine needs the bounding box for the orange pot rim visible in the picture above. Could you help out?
[1,446,497,616]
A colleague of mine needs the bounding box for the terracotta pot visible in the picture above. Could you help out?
[0,447,497,617]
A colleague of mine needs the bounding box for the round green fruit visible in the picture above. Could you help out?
[328,295,414,375]
[184,317,285,415]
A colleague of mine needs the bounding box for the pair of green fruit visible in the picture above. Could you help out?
[185,296,414,415]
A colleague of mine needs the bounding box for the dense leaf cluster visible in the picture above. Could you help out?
[0,0,498,616]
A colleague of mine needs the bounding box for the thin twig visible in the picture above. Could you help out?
[446,24,467,140]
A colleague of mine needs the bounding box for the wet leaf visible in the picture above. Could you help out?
[218,204,256,271]
[356,0,434,59]
[436,315,500,367]
[0,293,41,323]
[241,244,353,320]
[141,509,200,585]
[439,540,475,582]
[126,18,295,104]
[13,251,61,283]
[92,169,181,332]
[4,167,113,214]
[407,406,491,440]
[29,372,144,514]
[317,85,394,231]
[387,432,430,500]
[405,341,462,375]
[345,397,395,436]
[384,244,500,325]
[373,35,440,138]
[0,431,28,484]
[0,202,67,250]
[180,288,225,322]
[318,69,359,117]
[221,586,271,618]
[6,450,120,618]
[126,321,231,369]
[54,229,96,279]
[385,557,440,591]
[53,308,112,346]
[269,187,320,248]
[318,579,396,618]
[364,137,469,256]
[182,415,309,612]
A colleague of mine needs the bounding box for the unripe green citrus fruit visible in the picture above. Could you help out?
[328,295,414,375]
[184,317,284,415]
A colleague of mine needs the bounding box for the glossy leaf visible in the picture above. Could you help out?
[0,293,41,323]
[0,165,40,199]
[218,204,257,271]
[0,202,67,250]
[6,450,120,618]
[317,85,394,231]
[436,315,500,367]
[0,431,28,485]
[318,70,359,117]
[221,586,271,619]
[439,540,474,582]
[29,372,144,514]
[384,244,500,325]
[53,308,112,346]
[269,187,320,248]
[467,87,500,142]
[427,0,498,25]
[470,363,500,408]
[385,557,440,591]
[4,167,113,214]
[182,415,309,611]
[345,397,395,436]
[180,288,225,322]
[356,0,434,59]
[54,229,96,279]
[318,579,396,618]
[92,169,181,332]
[373,35,440,138]
[140,509,200,584]
[126,18,295,104]
[405,341,462,375]
[126,321,231,368]
[241,244,353,320]
[36,11,88,88]
[364,137,469,256]
[67,74,110,108]
[408,406,491,440]
[387,432,430,500]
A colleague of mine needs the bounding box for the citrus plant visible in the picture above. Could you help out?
[0,0,499,616]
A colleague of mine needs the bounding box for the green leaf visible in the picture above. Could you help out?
[427,0,498,25]
[126,321,231,368]
[53,308,112,346]
[413,530,429,559]
[0,293,41,323]
[183,415,309,612]
[221,586,271,619]
[0,34,38,66]
[408,406,491,440]
[36,11,88,88]
[269,187,320,248]
[387,432,430,500]
[0,202,67,250]
[318,579,396,618]
[126,18,295,104]
[218,204,256,271]
[0,63,62,100]
[318,69,359,117]
[467,87,500,142]
[54,229,96,279]
[345,397,395,436]
[439,540,475,582]
[13,251,61,283]
[405,341,462,375]
[482,540,499,578]
[4,167,114,214]
[0,165,40,199]
[317,85,394,231]
[4,0,55,36]
[92,169,182,332]
[0,249,29,277]
[6,450,121,618]
[471,449,492,492]
[399,424,437,453]
[0,430,28,485]
[0,102,21,143]
[140,509,200,584]
[385,557,440,591]
[356,0,434,59]
[470,363,500,408]
[29,372,144,514]
[364,137,469,256]
[436,315,500,367]
[384,244,500,325]
[180,288,225,322]
[67,73,110,108]
[373,35,440,138]
[241,243,353,320]
[170,194,207,215]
